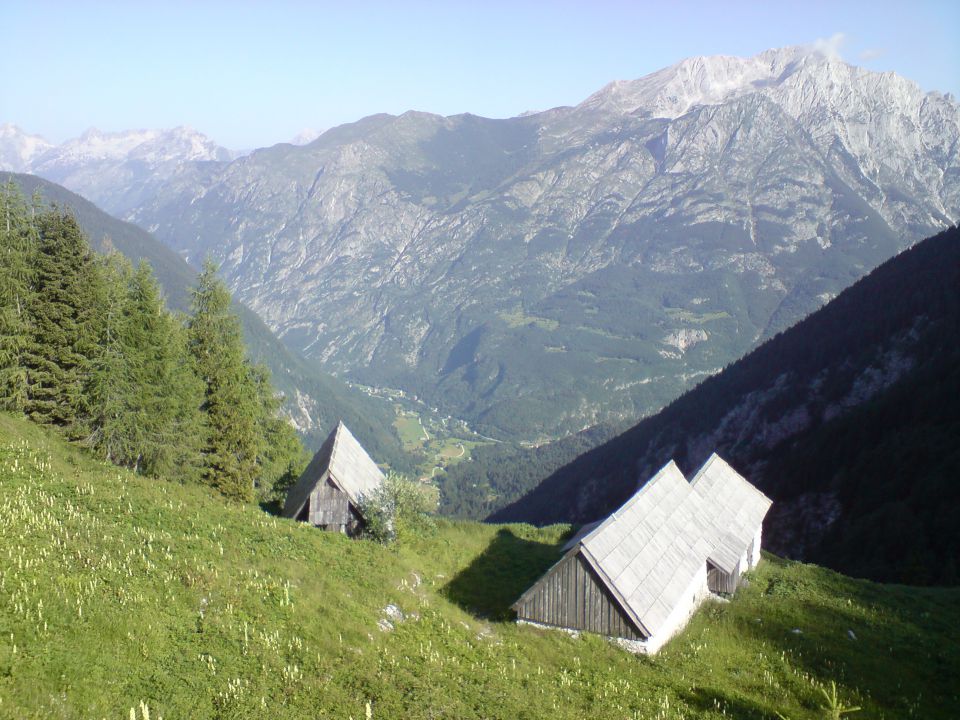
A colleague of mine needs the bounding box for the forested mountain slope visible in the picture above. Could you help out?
[1,173,409,469]
[24,47,956,441]
[2,412,958,718]
[493,226,960,586]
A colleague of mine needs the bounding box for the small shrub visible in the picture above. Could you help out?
[357,471,436,544]
[778,680,861,719]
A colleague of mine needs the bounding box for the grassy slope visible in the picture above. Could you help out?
[1,413,958,719]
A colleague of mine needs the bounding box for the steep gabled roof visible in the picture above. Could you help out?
[560,520,603,552]
[575,461,716,638]
[282,422,385,519]
[534,454,771,640]
[691,454,773,574]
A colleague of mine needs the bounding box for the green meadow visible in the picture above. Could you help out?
[1,412,957,719]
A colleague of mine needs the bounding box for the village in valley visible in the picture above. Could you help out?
[350,381,496,485]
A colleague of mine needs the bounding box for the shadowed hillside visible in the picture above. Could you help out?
[493,226,960,586]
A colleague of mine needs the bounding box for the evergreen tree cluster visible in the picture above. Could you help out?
[0,182,305,502]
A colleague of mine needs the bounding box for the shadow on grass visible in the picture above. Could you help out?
[259,499,283,517]
[443,527,567,621]
[737,556,960,720]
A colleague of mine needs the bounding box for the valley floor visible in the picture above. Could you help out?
[1,413,957,719]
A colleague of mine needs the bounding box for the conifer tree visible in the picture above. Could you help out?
[123,262,204,479]
[156,313,207,483]
[2,187,296,497]
[0,182,36,411]
[249,362,307,500]
[188,261,261,501]
[86,252,138,462]
[22,208,105,432]
[89,258,207,477]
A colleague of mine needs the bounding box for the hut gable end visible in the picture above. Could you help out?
[513,551,645,641]
[282,422,385,534]
[308,477,353,527]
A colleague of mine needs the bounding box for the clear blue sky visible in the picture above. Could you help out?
[3,0,958,150]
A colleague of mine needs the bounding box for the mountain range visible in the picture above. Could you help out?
[4,46,958,442]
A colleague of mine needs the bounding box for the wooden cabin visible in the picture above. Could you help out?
[282,422,384,535]
[512,454,771,653]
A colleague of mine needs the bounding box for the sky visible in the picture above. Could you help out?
[3,0,959,151]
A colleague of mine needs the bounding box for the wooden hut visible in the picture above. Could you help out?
[512,454,771,653]
[282,422,384,535]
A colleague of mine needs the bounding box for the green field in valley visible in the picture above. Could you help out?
[388,400,495,484]
[394,413,429,451]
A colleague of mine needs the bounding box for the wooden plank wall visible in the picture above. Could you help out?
[707,561,739,594]
[516,553,644,640]
[308,478,353,527]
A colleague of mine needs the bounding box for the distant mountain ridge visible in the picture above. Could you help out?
[0,125,237,216]
[6,46,959,441]
[0,123,53,169]
[492,225,960,586]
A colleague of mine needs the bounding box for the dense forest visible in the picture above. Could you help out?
[491,225,960,586]
[0,181,306,502]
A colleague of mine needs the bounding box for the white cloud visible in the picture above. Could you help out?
[859,48,886,62]
[812,33,847,61]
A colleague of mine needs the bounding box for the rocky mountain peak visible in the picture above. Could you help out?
[576,45,910,121]
[128,126,233,163]
[0,124,54,172]
[53,128,163,162]
[290,128,325,146]
[3,126,235,214]
[587,48,792,112]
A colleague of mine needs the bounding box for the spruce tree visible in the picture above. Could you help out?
[188,261,261,501]
[157,313,206,484]
[249,362,307,501]
[0,182,36,411]
[22,208,104,432]
[84,254,206,480]
[123,262,204,478]
[86,252,138,462]
[1,184,206,483]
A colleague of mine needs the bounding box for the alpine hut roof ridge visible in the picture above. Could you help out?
[573,460,715,638]
[282,421,385,520]
[690,453,773,574]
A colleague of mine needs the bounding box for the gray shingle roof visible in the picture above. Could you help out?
[570,454,771,639]
[561,520,603,551]
[282,422,385,519]
[691,454,773,574]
